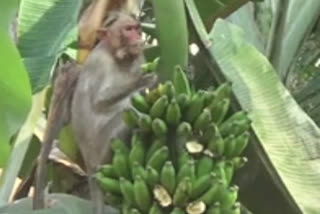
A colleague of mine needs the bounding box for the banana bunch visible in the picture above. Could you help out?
[96,68,251,214]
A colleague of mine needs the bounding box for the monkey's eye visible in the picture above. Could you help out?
[125,26,134,31]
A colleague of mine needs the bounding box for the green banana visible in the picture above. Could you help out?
[177,160,195,183]
[229,120,251,137]
[150,95,169,118]
[173,177,192,207]
[212,161,227,184]
[95,172,121,194]
[146,138,166,163]
[185,93,205,123]
[190,173,215,199]
[141,57,160,73]
[113,149,130,179]
[138,113,153,132]
[146,166,160,187]
[153,185,172,207]
[207,202,221,214]
[166,98,182,126]
[129,138,145,167]
[202,123,217,143]
[219,185,238,208]
[207,131,225,157]
[193,108,212,131]
[120,177,135,206]
[160,161,176,194]
[177,121,192,138]
[131,162,148,180]
[98,164,116,178]
[111,138,129,155]
[146,146,169,172]
[196,155,214,177]
[152,118,168,137]
[163,81,176,99]
[186,201,206,214]
[232,157,248,170]
[122,203,131,214]
[170,207,185,214]
[131,93,150,113]
[177,150,191,170]
[146,88,161,104]
[209,98,230,124]
[173,65,191,95]
[176,93,191,110]
[203,90,216,106]
[213,82,232,102]
[134,175,152,212]
[224,161,234,185]
[199,179,224,205]
[219,111,249,136]
[122,108,140,128]
[224,135,236,158]
[149,203,163,214]
[226,202,241,214]
[232,131,250,156]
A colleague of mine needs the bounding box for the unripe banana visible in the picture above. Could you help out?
[170,207,185,214]
[225,202,240,214]
[149,203,163,214]
[177,160,195,183]
[98,164,116,178]
[166,99,182,126]
[191,173,215,199]
[163,81,176,99]
[122,108,140,128]
[146,138,166,163]
[122,203,131,214]
[95,172,121,194]
[173,65,191,95]
[203,90,216,106]
[120,177,136,206]
[196,155,214,177]
[160,161,176,194]
[177,121,192,138]
[219,111,250,136]
[138,113,153,132]
[173,177,192,207]
[131,162,148,180]
[146,166,160,187]
[177,93,191,110]
[224,135,236,158]
[224,161,234,185]
[213,82,232,102]
[111,138,129,156]
[177,150,191,170]
[150,95,169,119]
[212,161,227,185]
[199,179,224,205]
[209,98,230,124]
[147,146,169,172]
[152,118,168,137]
[207,132,225,157]
[185,93,205,123]
[219,185,238,209]
[193,108,212,131]
[232,157,248,170]
[146,88,161,104]
[113,149,130,179]
[134,175,152,212]
[232,131,250,156]
[229,120,251,137]
[129,138,145,167]
[207,202,221,214]
[131,93,150,113]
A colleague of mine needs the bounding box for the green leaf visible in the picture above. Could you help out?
[17,0,82,93]
[0,92,45,205]
[151,0,189,81]
[0,0,20,30]
[211,18,320,214]
[0,30,32,167]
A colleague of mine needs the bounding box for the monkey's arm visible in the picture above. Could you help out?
[33,62,80,209]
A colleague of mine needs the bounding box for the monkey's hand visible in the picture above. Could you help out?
[138,72,158,90]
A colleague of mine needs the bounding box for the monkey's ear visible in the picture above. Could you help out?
[97,28,109,40]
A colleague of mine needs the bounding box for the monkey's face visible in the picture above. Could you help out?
[119,21,143,59]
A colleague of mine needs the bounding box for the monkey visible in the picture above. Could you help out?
[33,60,80,209]
[71,11,156,214]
